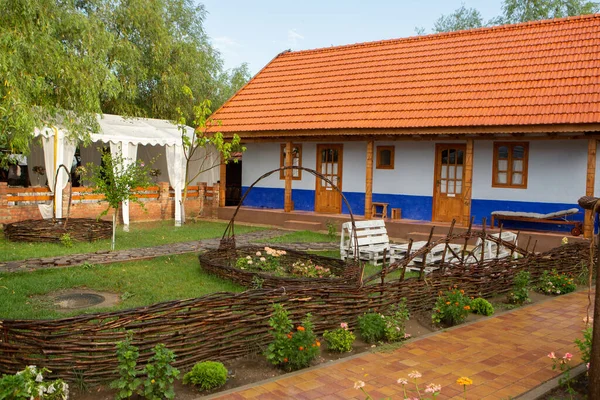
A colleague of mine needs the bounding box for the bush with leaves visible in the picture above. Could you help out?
[358,313,387,343]
[383,300,411,342]
[537,270,577,295]
[470,298,494,316]
[323,322,356,353]
[110,333,141,400]
[141,344,180,400]
[507,270,531,305]
[0,365,69,400]
[265,304,320,371]
[432,286,472,326]
[183,361,227,391]
[575,326,592,364]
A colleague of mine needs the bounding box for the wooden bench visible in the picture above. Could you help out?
[491,208,583,236]
[340,219,391,266]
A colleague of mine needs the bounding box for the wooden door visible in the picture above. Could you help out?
[315,144,343,213]
[433,144,466,223]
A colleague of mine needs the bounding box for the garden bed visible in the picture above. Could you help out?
[199,245,362,289]
[4,218,112,243]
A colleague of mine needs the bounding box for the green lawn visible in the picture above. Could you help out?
[1,220,262,262]
[0,253,244,320]
[262,230,337,244]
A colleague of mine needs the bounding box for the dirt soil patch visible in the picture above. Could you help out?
[44,288,121,311]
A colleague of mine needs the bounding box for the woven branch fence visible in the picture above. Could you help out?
[0,239,589,384]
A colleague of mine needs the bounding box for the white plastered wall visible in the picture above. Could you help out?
[472,140,587,204]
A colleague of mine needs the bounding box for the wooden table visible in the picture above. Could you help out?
[371,202,389,219]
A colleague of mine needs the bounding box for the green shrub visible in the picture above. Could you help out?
[323,322,356,352]
[507,270,531,305]
[60,233,73,248]
[0,366,68,400]
[183,361,227,391]
[537,270,577,295]
[358,313,386,343]
[110,333,142,400]
[470,298,494,316]
[383,300,410,342]
[575,326,592,363]
[264,304,320,371]
[141,344,180,400]
[432,286,472,326]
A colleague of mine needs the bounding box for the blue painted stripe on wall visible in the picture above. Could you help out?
[240,187,582,233]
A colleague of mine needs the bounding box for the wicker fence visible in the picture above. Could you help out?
[0,234,589,384]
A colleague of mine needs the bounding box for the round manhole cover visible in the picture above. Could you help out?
[54,293,106,309]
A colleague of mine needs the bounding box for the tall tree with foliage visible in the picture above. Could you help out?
[0,0,117,167]
[428,4,485,33]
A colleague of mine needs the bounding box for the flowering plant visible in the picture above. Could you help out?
[354,371,448,399]
[32,165,46,175]
[507,270,531,305]
[537,270,576,295]
[265,304,320,371]
[548,351,575,397]
[0,365,69,400]
[358,300,411,343]
[235,247,286,274]
[149,168,161,177]
[290,260,335,278]
[323,322,356,353]
[432,286,472,326]
[74,166,87,176]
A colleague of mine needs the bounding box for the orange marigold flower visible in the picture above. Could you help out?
[299,346,304,351]
[297,326,305,331]
[287,334,292,339]
[455,302,459,306]
[316,341,321,347]
[283,358,288,363]
[460,290,465,294]
[446,301,451,305]
[464,305,471,310]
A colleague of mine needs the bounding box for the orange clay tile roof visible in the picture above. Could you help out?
[210,14,600,135]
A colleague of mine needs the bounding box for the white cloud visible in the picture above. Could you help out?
[287,29,304,46]
[213,36,241,51]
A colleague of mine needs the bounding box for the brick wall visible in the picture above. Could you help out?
[0,181,219,226]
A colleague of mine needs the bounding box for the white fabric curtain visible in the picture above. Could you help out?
[110,141,138,229]
[166,144,186,226]
[38,131,76,219]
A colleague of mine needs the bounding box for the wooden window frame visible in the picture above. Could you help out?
[279,143,302,180]
[376,146,395,170]
[492,142,529,189]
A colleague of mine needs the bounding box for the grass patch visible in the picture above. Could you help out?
[261,230,337,244]
[0,253,244,320]
[0,220,262,262]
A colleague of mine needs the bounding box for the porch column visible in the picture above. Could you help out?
[585,138,597,238]
[284,141,293,212]
[462,138,474,226]
[364,140,374,219]
[219,158,226,207]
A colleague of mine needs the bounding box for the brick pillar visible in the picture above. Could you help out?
[62,182,72,218]
[158,181,170,220]
[0,182,8,224]
[212,182,220,218]
[198,182,207,217]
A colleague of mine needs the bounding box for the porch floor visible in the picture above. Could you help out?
[217,206,587,253]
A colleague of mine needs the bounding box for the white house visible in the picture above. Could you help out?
[209,14,600,237]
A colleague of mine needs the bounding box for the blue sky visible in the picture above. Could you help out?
[200,0,503,75]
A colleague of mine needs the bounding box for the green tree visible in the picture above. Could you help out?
[0,0,117,167]
[497,0,599,24]
[83,151,153,250]
[432,4,485,33]
[212,63,252,110]
[175,97,244,224]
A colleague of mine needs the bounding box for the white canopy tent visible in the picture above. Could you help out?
[31,114,219,227]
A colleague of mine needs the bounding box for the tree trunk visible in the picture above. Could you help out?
[111,208,117,251]
[576,196,600,399]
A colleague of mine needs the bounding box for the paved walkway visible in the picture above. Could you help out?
[0,229,338,273]
[209,291,591,400]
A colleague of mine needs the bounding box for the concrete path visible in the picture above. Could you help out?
[209,291,591,400]
[0,229,338,273]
